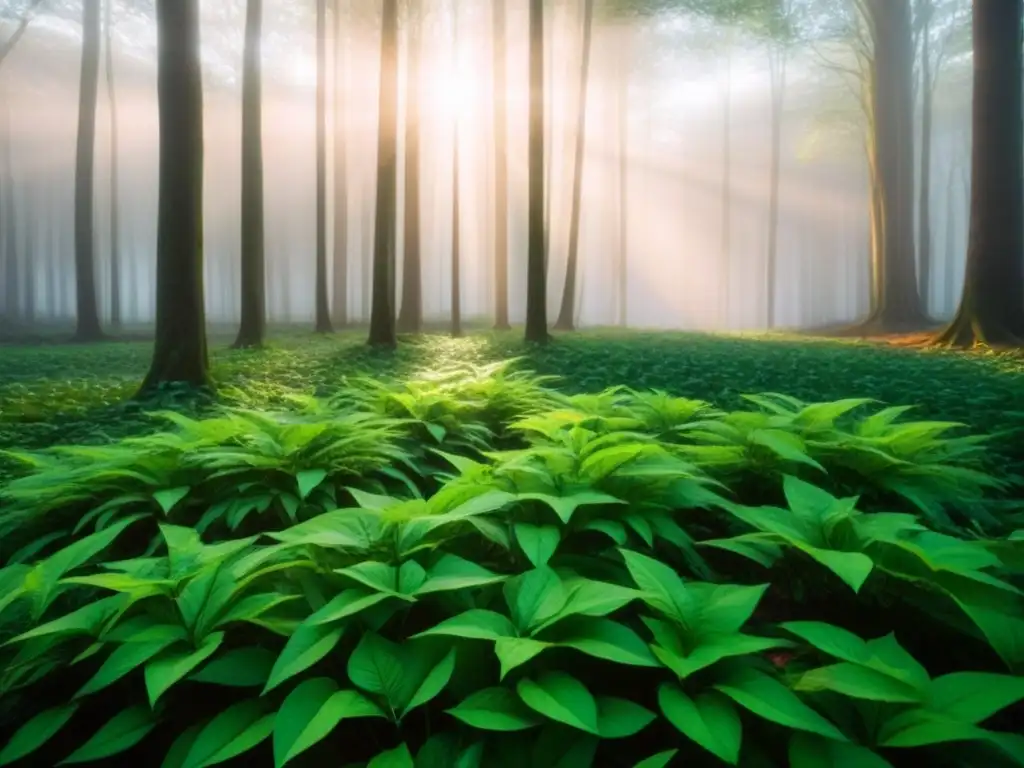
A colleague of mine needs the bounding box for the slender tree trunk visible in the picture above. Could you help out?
[0,0,43,71]
[451,121,462,337]
[331,0,348,327]
[140,0,209,391]
[1,98,17,322]
[234,0,266,348]
[22,182,34,323]
[105,0,121,329]
[397,2,423,333]
[73,0,104,341]
[367,0,399,347]
[765,47,786,329]
[492,0,510,330]
[943,160,958,317]
[720,46,733,327]
[314,0,333,332]
[524,0,548,343]
[554,0,593,331]
[617,36,628,328]
[917,0,934,317]
[934,0,1024,346]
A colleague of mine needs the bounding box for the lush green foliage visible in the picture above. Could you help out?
[1,344,1022,767]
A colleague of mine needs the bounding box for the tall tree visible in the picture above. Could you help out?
[367,0,399,347]
[524,0,548,343]
[397,0,423,333]
[0,0,43,71]
[616,30,629,328]
[450,1,462,338]
[934,0,1024,346]
[105,0,121,329]
[492,0,510,330]
[553,0,594,331]
[140,0,209,391]
[0,92,17,323]
[73,0,104,341]
[233,0,266,348]
[915,0,934,315]
[314,0,333,333]
[331,0,348,327]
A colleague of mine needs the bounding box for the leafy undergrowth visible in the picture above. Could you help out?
[0,356,1022,767]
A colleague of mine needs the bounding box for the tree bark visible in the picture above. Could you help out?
[1,98,17,322]
[934,0,1024,346]
[492,0,510,330]
[73,0,104,341]
[397,2,423,334]
[720,45,733,327]
[765,47,786,329]
[140,0,209,391]
[524,0,548,343]
[367,0,398,347]
[314,0,333,333]
[917,0,934,316]
[451,120,462,337]
[331,0,348,328]
[617,35,628,328]
[233,0,266,348]
[105,0,121,329]
[553,0,593,331]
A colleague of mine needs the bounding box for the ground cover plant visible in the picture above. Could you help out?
[0,332,1022,767]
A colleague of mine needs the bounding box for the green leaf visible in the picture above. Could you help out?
[415,609,517,641]
[58,705,158,765]
[181,700,274,768]
[715,667,847,742]
[789,733,894,768]
[595,696,656,739]
[618,549,692,627]
[514,524,561,568]
[296,469,328,500]
[447,687,543,731]
[632,751,678,768]
[190,647,277,687]
[552,618,660,667]
[76,635,183,698]
[749,430,824,470]
[795,663,923,704]
[926,672,1024,724]
[307,588,395,625]
[368,743,414,768]
[877,709,987,748]
[144,632,225,706]
[274,678,386,767]
[659,685,741,765]
[347,632,408,714]
[652,632,786,679]
[263,623,344,693]
[416,554,506,595]
[154,486,191,515]
[403,648,457,717]
[161,724,202,768]
[780,622,871,664]
[0,704,78,767]
[517,671,600,735]
[268,509,381,550]
[504,567,568,633]
[697,583,768,635]
[495,637,551,679]
[797,544,874,594]
[536,578,640,632]
[518,491,623,524]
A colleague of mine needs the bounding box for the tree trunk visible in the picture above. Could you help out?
[553,0,593,332]
[397,2,423,334]
[861,0,925,330]
[524,0,548,343]
[367,0,398,347]
[140,0,209,391]
[765,48,785,329]
[917,0,934,316]
[105,0,121,329]
[934,0,1024,346]
[720,46,733,327]
[1,99,17,322]
[233,0,266,348]
[492,0,510,330]
[22,182,34,323]
[617,36,628,329]
[73,0,104,341]
[942,160,958,316]
[331,0,348,327]
[0,0,43,71]
[451,122,462,337]
[314,0,333,332]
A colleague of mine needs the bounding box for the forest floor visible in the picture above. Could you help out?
[2,326,1023,478]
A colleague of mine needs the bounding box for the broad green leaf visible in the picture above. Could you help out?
[715,667,847,742]
[296,469,328,500]
[145,632,225,706]
[517,491,624,524]
[76,635,182,698]
[215,593,300,629]
[415,554,506,595]
[552,618,660,667]
[347,633,408,713]
[58,705,158,765]
[415,609,517,641]
[632,750,678,768]
[368,743,414,768]
[789,733,894,768]
[659,685,741,765]
[181,700,274,768]
[504,567,567,633]
[514,524,561,568]
[749,430,823,471]
[796,544,874,594]
[268,509,381,550]
[11,594,127,644]
[0,704,78,767]
[864,634,930,691]
[877,709,987,748]
[536,578,639,632]
[307,588,395,625]
[699,535,783,568]
[619,549,693,627]
[190,647,276,687]
[274,678,386,767]
[696,583,768,635]
[795,664,922,703]
[926,672,1024,724]
[595,696,656,739]
[335,562,404,596]
[447,687,543,731]
[160,724,202,768]
[780,622,871,664]
[154,486,191,515]
[653,633,786,679]
[403,648,457,717]
[517,671,600,735]
[495,637,551,679]
[582,520,628,544]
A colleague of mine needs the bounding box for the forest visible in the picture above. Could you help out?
[0,0,1022,766]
